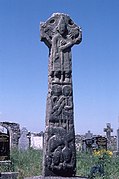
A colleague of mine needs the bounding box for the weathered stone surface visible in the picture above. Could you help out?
[25,176,88,179]
[0,122,20,149]
[0,132,10,160]
[0,160,12,171]
[104,123,113,140]
[0,172,19,179]
[40,13,82,177]
[117,129,119,152]
[18,127,29,151]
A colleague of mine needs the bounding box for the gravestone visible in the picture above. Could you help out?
[85,131,93,139]
[91,137,98,150]
[96,136,107,150]
[0,127,18,178]
[82,134,107,153]
[18,127,29,151]
[82,131,93,152]
[40,13,82,177]
[0,131,10,161]
[104,123,113,140]
[117,128,119,154]
[30,132,44,150]
[85,131,93,152]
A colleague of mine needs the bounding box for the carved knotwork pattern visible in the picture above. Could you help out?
[40,13,82,176]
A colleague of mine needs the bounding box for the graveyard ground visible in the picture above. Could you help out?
[1,149,119,179]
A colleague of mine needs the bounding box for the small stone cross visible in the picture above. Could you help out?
[104,123,113,139]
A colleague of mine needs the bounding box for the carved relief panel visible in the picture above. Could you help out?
[40,13,82,177]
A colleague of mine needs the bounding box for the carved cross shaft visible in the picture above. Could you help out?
[40,13,82,177]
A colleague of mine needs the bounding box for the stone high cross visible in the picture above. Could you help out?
[40,13,82,177]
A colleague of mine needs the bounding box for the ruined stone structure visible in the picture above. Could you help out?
[0,122,20,149]
[40,13,82,177]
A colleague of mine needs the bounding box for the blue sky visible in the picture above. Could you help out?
[0,0,119,135]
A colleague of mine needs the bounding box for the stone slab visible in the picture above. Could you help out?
[25,176,88,179]
[0,172,19,179]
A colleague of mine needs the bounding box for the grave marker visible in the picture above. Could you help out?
[117,128,119,153]
[18,127,29,151]
[40,13,82,177]
[104,123,113,140]
[0,132,10,161]
[96,136,107,150]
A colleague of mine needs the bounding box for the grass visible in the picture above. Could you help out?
[1,149,119,179]
[10,148,42,179]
